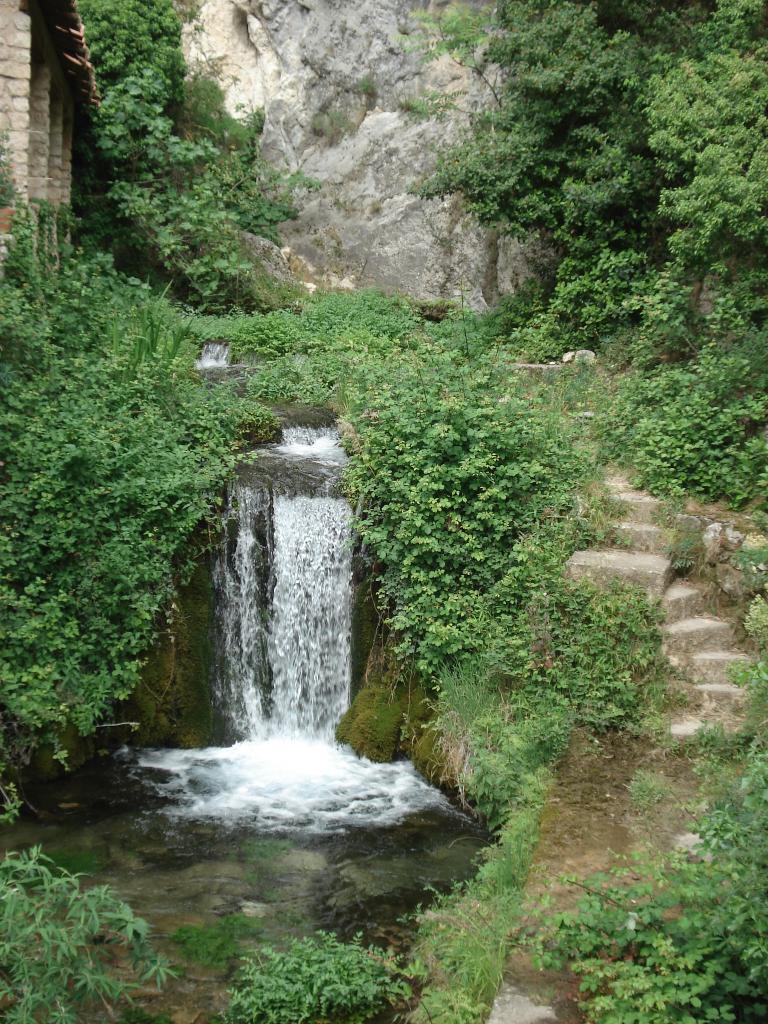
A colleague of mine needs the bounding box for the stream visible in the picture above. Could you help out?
[1,420,486,1019]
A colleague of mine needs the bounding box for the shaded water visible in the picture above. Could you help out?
[1,421,486,1018]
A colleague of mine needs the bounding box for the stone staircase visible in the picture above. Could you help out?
[566,474,750,739]
[486,473,753,1024]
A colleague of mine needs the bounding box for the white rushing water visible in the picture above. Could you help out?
[196,341,231,369]
[134,426,448,831]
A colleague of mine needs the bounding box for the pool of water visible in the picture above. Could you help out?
[3,746,486,1019]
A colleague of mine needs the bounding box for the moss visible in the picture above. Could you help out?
[128,556,215,748]
[338,631,444,768]
[120,1012,172,1024]
[349,575,378,699]
[410,726,445,785]
[401,687,446,783]
[47,847,107,876]
[336,687,404,762]
[171,914,263,968]
[30,722,97,781]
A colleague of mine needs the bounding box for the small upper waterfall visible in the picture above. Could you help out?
[196,341,231,369]
[132,422,450,832]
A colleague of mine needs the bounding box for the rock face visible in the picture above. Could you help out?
[183,0,527,305]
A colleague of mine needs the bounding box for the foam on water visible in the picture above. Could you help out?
[132,738,449,832]
[196,342,230,369]
[272,426,347,465]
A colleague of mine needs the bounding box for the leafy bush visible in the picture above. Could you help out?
[419,0,768,371]
[225,932,408,1024]
[346,358,587,673]
[77,0,186,104]
[0,847,169,1023]
[533,737,768,1023]
[0,229,264,805]
[75,0,306,311]
[602,340,768,505]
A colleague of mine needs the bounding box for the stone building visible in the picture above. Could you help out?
[0,0,97,207]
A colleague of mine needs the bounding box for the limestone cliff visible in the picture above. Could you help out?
[183,0,529,307]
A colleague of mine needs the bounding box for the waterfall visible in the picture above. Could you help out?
[132,424,449,832]
[268,495,352,739]
[196,341,231,369]
[213,483,272,739]
[213,428,352,742]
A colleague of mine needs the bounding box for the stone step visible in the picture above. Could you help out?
[663,616,734,655]
[488,984,557,1024]
[615,520,668,554]
[662,583,704,624]
[695,682,746,704]
[605,473,632,493]
[689,650,751,685]
[566,549,673,596]
[614,491,661,525]
[670,716,706,739]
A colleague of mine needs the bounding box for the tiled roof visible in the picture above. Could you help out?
[36,0,99,105]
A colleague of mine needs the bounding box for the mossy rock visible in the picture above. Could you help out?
[350,576,378,699]
[336,688,403,762]
[409,725,446,785]
[127,556,215,748]
[30,721,97,781]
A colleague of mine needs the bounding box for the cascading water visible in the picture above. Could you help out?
[196,341,231,369]
[134,425,449,832]
[267,494,352,739]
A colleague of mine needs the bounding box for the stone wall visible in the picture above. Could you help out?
[0,0,32,198]
[0,0,75,205]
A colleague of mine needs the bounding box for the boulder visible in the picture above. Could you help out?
[703,522,745,563]
[715,563,746,599]
[241,232,296,283]
[574,348,597,364]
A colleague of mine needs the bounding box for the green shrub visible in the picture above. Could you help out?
[77,0,186,104]
[533,738,768,1022]
[171,915,262,968]
[0,235,256,808]
[346,358,587,674]
[225,932,409,1024]
[0,847,169,1023]
[602,341,768,506]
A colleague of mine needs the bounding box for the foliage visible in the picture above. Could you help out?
[745,597,768,654]
[602,340,768,505]
[0,847,170,1023]
[77,0,186,104]
[88,69,304,310]
[532,736,768,1023]
[345,360,587,674]
[225,932,409,1024]
[171,915,262,969]
[75,2,305,310]
[0,225,265,808]
[418,1,768,506]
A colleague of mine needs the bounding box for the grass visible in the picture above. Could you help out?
[628,768,667,809]
[171,914,263,968]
